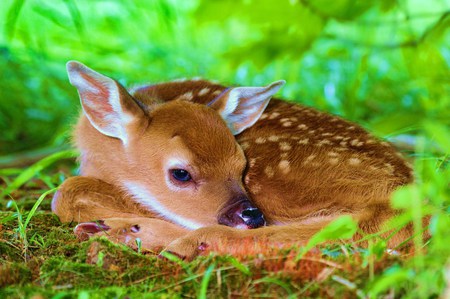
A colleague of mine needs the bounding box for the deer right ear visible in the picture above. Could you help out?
[67,61,144,144]
[209,80,285,135]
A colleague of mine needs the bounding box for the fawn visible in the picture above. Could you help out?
[52,61,416,259]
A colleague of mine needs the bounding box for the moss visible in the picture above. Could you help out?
[0,263,32,287]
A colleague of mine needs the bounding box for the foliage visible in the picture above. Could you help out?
[0,0,448,154]
[0,0,449,298]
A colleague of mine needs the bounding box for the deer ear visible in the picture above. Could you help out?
[209,80,285,135]
[66,61,144,144]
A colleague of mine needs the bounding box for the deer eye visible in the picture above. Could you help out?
[170,169,192,182]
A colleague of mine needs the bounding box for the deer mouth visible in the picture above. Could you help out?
[217,199,266,229]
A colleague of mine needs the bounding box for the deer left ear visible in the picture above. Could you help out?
[209,80,285,135]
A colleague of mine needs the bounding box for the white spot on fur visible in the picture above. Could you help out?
[282,121,293,127]
[329,158,339,165]
[178,91,193,101]
[212,90,222,96]
[348,158,361,165]
[303,154,316,165]
[278,160,290,174]
[255,137,266,144]
[240,141,250,150]
[298,138,309,145]
[280,152,288,158]
[321,132,333,136]
[316,140,332,147]
[250,183,262,194]
[279,142,292,151]
[290,117,298,122]
[327,152,339,157]
[198,87,210,96]
[264,166,274,178]
[268,135,280,142]
[384,163,395,174]
[350,139,364,147]
[347,126,355,130]
[269,112,280,119]
[297,124,308,130]
[249,158,257,168]
[280,118,290,123]
[260,113,268,120]
[124,181,202,230]
[333,136,344,140]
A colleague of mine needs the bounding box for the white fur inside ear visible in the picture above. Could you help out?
[220,80,285,135]
[66,61,134,144]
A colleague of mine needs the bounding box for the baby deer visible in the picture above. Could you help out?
[52,61,416,259]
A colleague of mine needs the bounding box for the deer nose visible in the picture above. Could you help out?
[218,199,266,229]
[240,208,265,228]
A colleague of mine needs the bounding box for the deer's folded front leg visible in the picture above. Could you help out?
[52,176,190,251]
[75,217,189,252]
[51,176,156,223]
[164,223,323,261]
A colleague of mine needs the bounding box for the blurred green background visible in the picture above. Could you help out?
[0,0,449,158]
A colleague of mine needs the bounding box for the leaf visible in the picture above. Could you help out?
[368,267,412,297]
[423,122,450,153]
[391,185,417,209]
[297,215,357,259]
[4,0,26,40]
[304,0,377,20]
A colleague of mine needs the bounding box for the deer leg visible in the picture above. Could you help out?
[74,217,189,252]
[164,219,336,260]
[164,206,424,260]
[52,176,189,250]
[52,176,155,223]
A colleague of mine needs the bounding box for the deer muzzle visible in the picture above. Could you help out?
[218,198,266,229]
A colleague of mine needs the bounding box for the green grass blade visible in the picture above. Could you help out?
[1,149,78,198]
[228,256,251,276]
[24,187,59,229]
[0,168,23,176]
[198,263,215,299]
[4,0,26,40]
[296,215,358,260]
[252,277,295,297]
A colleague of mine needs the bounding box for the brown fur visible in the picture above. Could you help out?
[52,65,418,260]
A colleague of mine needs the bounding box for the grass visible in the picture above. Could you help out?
[0,0,449,297]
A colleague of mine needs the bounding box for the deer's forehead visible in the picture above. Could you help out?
[149,103,245,170]
[175,131,244,170]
